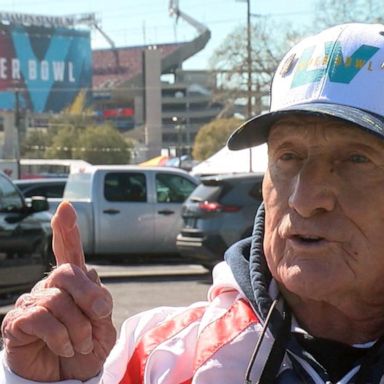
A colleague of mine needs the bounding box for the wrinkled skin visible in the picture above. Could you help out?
[1,201,117,381]
[263,115,384,344]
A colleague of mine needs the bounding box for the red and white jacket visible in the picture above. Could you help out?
[1,260,369,384]
[0,262,280,384]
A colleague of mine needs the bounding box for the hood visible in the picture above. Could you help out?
[225,203,291,339]
[224,203,273,321]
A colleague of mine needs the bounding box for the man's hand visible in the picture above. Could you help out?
[1,201,117,381]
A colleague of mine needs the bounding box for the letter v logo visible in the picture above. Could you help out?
[11,28,71,113]
[291,42,379,88]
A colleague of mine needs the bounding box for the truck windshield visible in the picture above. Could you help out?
[63,173,92,200]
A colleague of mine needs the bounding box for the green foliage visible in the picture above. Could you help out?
[21,123,134,164]
[46,126,78,159]
[192,117,243,161]
[21,129,53,158]
[74,124,134,164]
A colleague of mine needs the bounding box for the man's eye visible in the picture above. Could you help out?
[349,154,369,163]
[280,152,297,161]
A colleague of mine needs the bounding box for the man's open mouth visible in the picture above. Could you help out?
[293,235,325,243]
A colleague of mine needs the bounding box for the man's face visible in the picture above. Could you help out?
[263,115,384,306]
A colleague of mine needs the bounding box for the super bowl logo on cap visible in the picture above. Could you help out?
[279,53,297,77]
[291,42,379,88]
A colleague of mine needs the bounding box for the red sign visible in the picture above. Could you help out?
[103,107,134,118]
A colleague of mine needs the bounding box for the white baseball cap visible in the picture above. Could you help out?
[228,23,384,150]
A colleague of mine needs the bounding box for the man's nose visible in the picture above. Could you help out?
[288,158,337,217]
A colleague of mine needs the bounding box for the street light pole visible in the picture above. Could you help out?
[246,0,252,120]
[172,115,185,160]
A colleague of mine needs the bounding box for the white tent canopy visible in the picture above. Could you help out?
[191,144,268,176]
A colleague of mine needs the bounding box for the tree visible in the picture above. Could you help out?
[209,18,303,117]
[74,124,134,164]
[45,125,78,159]
[21,129,54,158]
[192,117,243,161]
[21,116,86,159]
[313,0,384,30]
[21,122,134,164]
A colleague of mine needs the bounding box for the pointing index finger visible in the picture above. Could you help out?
[51,201,86,271]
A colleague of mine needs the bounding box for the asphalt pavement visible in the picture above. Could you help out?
[0,262,209,317]
[90,262,207,279]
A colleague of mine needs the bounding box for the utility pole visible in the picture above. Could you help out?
[14,89,21,179]
[247,0,253,172]
[246,0,252,120]
[237,0,253,172]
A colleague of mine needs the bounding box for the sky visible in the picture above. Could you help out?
[0,0,317,69]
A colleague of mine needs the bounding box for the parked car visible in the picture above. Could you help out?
[0,172,53,297]
[63,166,199,258]
[14,178,67,214]
[176,172,264,270]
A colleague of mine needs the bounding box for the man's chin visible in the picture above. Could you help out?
[277,266,339,302]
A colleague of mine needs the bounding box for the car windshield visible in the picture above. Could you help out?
[16,181,66,198]
[0,174,23,212]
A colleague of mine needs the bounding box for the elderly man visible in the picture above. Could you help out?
[2,22,384,384]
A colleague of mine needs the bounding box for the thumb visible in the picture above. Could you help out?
[51,200,86,271]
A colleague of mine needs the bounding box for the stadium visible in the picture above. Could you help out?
[0,1,224,163]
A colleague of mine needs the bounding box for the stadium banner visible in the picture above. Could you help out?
[0,24,91,113]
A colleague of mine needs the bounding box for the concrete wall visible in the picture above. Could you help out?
[143,48,162,159]
[1,112,18,160]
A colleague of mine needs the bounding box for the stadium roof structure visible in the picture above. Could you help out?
[92,2,211,91]
[93,42,185,89]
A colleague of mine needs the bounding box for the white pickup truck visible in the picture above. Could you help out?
[63,165,199,258]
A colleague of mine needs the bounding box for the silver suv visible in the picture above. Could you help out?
[176,172,264,270]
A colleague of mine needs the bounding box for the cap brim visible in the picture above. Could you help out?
[227,103,384,150]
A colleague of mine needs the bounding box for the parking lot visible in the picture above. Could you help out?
[0,260,212,332]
